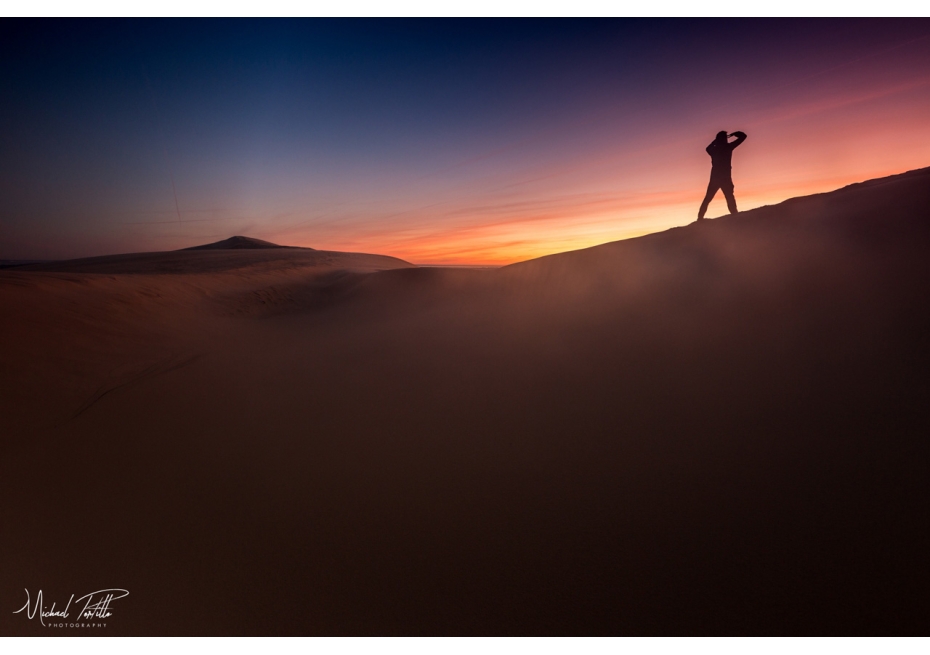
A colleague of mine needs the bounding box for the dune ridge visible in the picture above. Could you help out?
[19,245,411,276]
[181,235,300,250]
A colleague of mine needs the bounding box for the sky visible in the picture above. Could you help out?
[2,18,930,265]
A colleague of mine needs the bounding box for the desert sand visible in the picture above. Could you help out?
[2,167,930,635]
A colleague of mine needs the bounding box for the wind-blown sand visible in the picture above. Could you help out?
[2,168,930,635]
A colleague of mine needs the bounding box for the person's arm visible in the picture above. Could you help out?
[706,142,715,155]
[728,131,747,148]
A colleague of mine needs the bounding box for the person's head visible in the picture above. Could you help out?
[716,130,728,142]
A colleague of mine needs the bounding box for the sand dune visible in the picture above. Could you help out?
[20,242,408,276]
[182,235,300,250]
[2,167,930,635]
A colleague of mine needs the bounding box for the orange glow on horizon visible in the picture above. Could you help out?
[279,161,930,267]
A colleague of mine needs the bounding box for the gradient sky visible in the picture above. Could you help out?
[2,19,930,264]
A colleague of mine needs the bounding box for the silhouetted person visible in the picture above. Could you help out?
[697,130,746,221]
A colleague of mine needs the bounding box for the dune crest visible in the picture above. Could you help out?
[181,235,300,250]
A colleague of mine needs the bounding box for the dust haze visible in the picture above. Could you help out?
[2,168,930,634]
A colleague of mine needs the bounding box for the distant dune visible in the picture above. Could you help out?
[181,235,301,250]
[2,166,930,635]
[20,242,410,276]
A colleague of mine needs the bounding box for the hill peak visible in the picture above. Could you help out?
[182,236,308,251]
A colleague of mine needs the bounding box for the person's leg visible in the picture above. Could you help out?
[697,179,719,220]
[722,178,738,214]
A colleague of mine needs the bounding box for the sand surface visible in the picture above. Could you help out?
[2,168,930,634]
